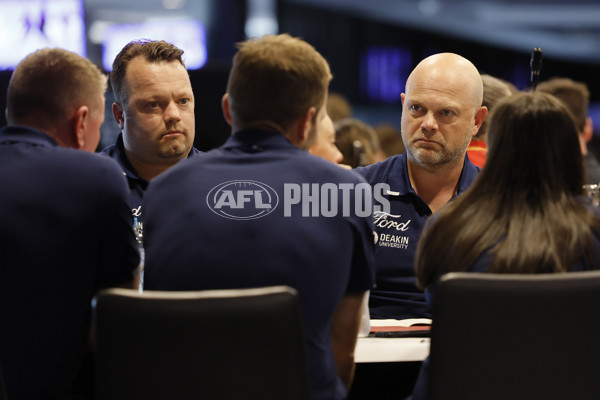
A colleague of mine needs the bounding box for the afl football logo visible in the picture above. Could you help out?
[206,180,279,220]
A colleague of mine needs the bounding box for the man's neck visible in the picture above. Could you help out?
[126,154,179,181]
[407,157,465,214]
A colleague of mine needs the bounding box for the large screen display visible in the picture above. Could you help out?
[0,0,86,69]
[102,19,207,71]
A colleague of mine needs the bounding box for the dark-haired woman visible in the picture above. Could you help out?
[409,91,600,400]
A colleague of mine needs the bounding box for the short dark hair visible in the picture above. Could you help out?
[7,48,106,129]
[226,34,332,132]
[537,77,590,131]
[110,39,185,104]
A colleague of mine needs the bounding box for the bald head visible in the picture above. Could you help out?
[400,52,488,171]
[406,53,483,108]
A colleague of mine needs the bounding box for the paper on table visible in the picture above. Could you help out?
[370,318,432,327]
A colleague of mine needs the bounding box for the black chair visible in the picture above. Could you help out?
[428,271,600,400]
[92,286,309,400]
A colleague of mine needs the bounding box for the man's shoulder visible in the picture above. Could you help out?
[41,145,118,169]
[40,148,127,190]
[12,146,128,199]
[189,147,203,156]
[78,154,128,191]
[100,143,118,157]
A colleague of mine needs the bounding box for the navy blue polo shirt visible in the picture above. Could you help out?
[143,129,375,400]
[355,152,479,319]
[0,125,139,399]
[101,133,200,224]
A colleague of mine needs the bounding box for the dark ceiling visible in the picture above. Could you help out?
[285,0,600,63]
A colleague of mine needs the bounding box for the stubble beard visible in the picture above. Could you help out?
[404,134,472,171]
[158,137,190,160]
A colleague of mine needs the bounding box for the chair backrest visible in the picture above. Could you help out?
[93,285,309,400]
[429,271,600,400]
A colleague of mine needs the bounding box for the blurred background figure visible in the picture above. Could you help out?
[307,106,344,164]
[374,123,405,159]
[537,77,600,184]
[335,118,382,167]
[466,73,515,168]
[327,92,353,122]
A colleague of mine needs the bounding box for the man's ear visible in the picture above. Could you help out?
[73,105,90,149]
[294,106,317,146]
[472,106,488,137]
[221,93,233,127]
[112,102,124,130]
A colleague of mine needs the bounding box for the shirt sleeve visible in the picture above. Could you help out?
[345,180,376,294]
[95,159,140,289]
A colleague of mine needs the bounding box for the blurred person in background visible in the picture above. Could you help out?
[335,118,382,167]
[375,123,405,160]
[327,92,353,122]
[537,77,600,184]
[306,101,344,164]
[466,73,515,168]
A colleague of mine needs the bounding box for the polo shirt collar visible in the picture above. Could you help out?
[222,129,299,152]
[0,125,59,147]
[386,152,478,197]
[457,155,480,195]
[113,134,140,181]
[387,152,413,196]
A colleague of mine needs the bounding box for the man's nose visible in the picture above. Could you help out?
[164,102,182,123]
[420,112,438,132]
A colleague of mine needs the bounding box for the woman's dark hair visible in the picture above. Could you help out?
[415,91,600,289]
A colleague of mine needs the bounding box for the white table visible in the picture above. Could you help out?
[355,336,430,363]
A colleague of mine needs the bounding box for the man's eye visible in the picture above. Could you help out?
[442,110,453,116]
[410,105,421,112]
[149,102,159,108]
[180,99,189,105]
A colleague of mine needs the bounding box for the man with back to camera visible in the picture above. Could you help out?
[0,48,140,399]
[356,53,487,320]
[142,34,375,400]
[102,39,200,229]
